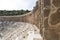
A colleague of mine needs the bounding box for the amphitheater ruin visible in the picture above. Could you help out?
[0,0,60,40]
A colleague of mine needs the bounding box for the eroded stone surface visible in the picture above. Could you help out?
[50,8,60,25]
[0,0,60,40]
[53,0,60,7]
[44,0,60,40]
[0,22,42,40]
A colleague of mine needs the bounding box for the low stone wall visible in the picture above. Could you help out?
[0,9,40,27]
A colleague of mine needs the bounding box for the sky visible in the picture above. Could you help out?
[0,0,36,10]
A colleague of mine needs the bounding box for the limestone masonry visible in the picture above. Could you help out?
[0,0,60,40]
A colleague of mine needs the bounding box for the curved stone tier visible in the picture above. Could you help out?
[0,22,42,40]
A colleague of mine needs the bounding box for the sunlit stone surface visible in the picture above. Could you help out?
[0,21,42,40]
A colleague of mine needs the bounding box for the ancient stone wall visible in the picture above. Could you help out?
[44,0,60,40]
[0,0,60,40]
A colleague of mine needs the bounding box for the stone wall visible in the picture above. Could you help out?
[0,0,60,40]
[44,0,60,40]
